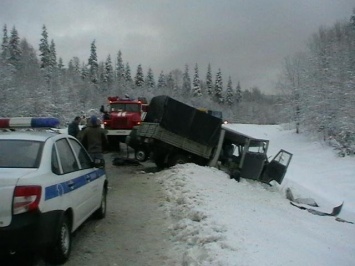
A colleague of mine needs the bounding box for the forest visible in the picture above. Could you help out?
[0,9,354,155]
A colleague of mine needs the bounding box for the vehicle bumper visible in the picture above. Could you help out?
[0,210,63,252]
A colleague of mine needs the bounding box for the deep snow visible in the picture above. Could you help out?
[150,124,355,266]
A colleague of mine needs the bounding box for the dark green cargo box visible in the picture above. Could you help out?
[144,95,222,146]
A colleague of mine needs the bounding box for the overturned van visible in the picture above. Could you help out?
[213,125,293,184]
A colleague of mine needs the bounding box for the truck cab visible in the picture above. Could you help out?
[100,96,148,149]
[102,96,147,131]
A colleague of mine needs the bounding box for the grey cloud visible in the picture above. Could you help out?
[0,0,354,93]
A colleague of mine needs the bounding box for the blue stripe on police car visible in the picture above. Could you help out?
[45,169,105,200]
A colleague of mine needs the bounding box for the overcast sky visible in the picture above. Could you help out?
[1,0,354,93]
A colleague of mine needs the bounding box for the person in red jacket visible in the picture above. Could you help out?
[78,115,108,163]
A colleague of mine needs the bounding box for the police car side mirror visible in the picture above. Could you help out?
[92,158,105,168]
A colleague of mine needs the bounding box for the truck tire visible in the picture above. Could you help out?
[167,153,188,167]
[135,149,148,162]
[154,153,167,169]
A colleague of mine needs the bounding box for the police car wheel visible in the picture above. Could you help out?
[46,215,72,264]
[94,188,107,219]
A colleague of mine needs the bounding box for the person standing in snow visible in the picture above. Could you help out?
[78,115,108,163]
[68,116,81,138]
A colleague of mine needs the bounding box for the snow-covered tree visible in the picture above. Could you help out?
[145,67,155,89]
[134,64,144,87]
[81,63,89,80]
[88,40,98,84]
[8,26,21,69]
[116,50,124,81]
[235,81,242,103]
[104,54,114,85]
[39,25,50,69]
[58,57,64,70]
[166,72,174,93]
[206,63,213,95]
[125,62,132,82]
[192,63,201,97]
[214,68,223,103]
[49,39,57,69]
[182,64,191,97]
[157,71,166,88]
[1,24,9,60]
[225,76,234,105]
[17,39,39,80]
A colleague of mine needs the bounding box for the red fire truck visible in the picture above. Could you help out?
[100,96,148,150]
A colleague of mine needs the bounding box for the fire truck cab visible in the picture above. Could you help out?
[100,96,148,150]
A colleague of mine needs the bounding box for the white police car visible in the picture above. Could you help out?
[0,117,108,264]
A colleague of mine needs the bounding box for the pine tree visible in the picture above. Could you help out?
[81,63,89,80]
[104,54,114,85]
[88,40,98,83]
[166,72,174,92]
[125,62,132,82]
[18,39,39,78]
[145,67,156,89]
[225,76,234,105]
[72,57,80,74]
[182,64,191,96]
[58,57,64,70]
[134,64,144,87]
[157,71,167,89]
[57,57,65,77]
[68,59,74,73]
[206,63,213,95]
[98,62,105,86]
[192,63,201,97]
[214,68,224,103]
[9,26,21,68]
[39,25,50,69]
[116,50,124,81]
[1,24,9,60]
[235,81,242,103]
[68,57,81,77]
[49,39,57,69]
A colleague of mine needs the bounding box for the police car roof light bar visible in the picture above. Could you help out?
[0,117,60,129]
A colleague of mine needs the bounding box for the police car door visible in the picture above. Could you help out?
[54,138,94,228]
[68,138,104,218]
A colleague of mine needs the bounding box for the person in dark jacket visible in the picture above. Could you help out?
[68,116,81,138]
[78,115,108,162]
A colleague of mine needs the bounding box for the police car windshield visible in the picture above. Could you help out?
[110,103,140,112]
[0,140,43,168]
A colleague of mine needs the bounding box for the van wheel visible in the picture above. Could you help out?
[46,215,71,264]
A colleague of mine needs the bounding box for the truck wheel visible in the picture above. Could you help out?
[154,154,167,169]
[230,169,241,182]
[135,149,148,162]
[168,153,188,167]
[45,215,71,264]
